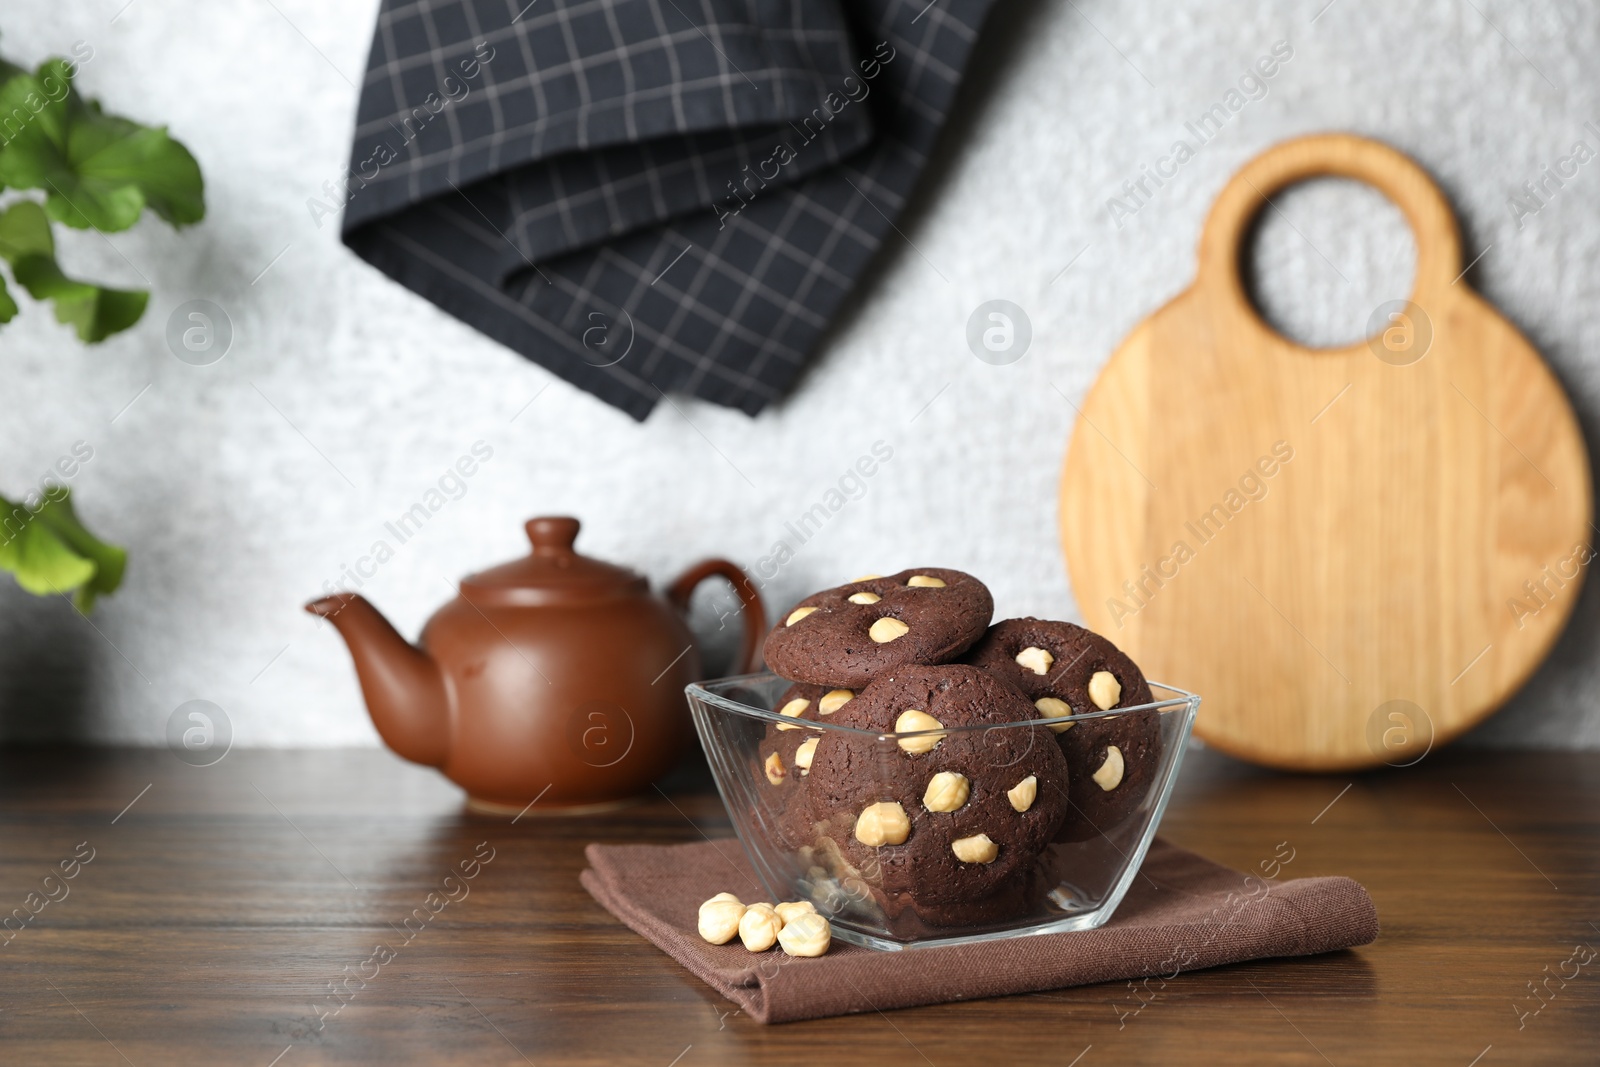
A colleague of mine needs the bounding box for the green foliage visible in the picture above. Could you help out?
[0,200,147,341]
[0,53,204,341]
[0,40,202,609]
[0,488,126,612]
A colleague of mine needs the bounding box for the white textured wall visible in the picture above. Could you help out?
[1,0,1596,748]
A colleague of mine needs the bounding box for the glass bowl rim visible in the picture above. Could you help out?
[686,672,1199,740]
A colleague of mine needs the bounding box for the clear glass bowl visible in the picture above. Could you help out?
[685,673,1199,950]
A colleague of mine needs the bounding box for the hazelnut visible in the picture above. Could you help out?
[869,617,910,643]
[1007,775,1038,812]
[794,737,819,774]
[851,573,883,582]
[1015,646,1054,675]
[777,696,810,732]
[764,752,786,785]
[786,606,819,626]
[774,900,816,925]
[708,892,742,904]
[894,709,944,754]
[1088,670,1122,710]
[848,591,882,605]
[818,689,854,714]
[854,801,911,846]
[698,897,747,944]
[922,771,970,812]
[951,833,999,864]
[778,912,832,957]
[906,575,946,588]
[1092,745,1125,791]
[738,902,784,951]
[1034,696,1075,733]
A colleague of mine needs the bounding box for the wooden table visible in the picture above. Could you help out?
[0,744,1594,1065]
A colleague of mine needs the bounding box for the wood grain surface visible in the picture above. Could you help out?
[1060,133,1592,771]
[0,743,1595,1065]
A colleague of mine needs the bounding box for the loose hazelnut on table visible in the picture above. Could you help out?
[739,902,784,951]
[923,771,970,813]
[698,896,747,944]
[951,833,999,864]
[818,689,854,715]
[1093,745,1126,791]
[1088,670,1122,711]
[869,617,910,643]
[1015,646,1054,675]
[778,912,832,957]
[1035,696,1074,733]
[854,801,911,847]
[894,709,944,754]
[1007,775,1038,813]
[774,900,817,925]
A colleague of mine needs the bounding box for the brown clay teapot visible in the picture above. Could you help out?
[306,516,764,814]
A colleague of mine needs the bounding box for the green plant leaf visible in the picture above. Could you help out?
[0,59,204,232]
[0,200,148,341]
[32,491,127,611]
[0,268,16,322]
[0,489,125,611]
[0,56,31,117]
[0,195,52,257]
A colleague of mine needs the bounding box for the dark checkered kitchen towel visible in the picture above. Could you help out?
[340,0,995,420]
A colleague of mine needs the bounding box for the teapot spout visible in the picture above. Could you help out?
[306,593,451,767]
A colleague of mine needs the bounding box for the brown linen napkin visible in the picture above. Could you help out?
[581,836,1377,1024]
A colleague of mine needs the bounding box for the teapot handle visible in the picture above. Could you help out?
[666,560,767,675]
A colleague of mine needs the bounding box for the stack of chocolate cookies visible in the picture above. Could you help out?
[756,568,1164,926]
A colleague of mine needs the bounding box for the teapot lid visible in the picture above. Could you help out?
[460,517,647,606]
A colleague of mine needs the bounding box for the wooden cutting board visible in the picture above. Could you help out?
[1060,133,1592,771]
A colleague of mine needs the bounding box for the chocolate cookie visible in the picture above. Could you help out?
[763,568,993,687]
[755,683,858,850]
[803,665,1070,918]
[965,618,1163,842]
[868,861,1055,931]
